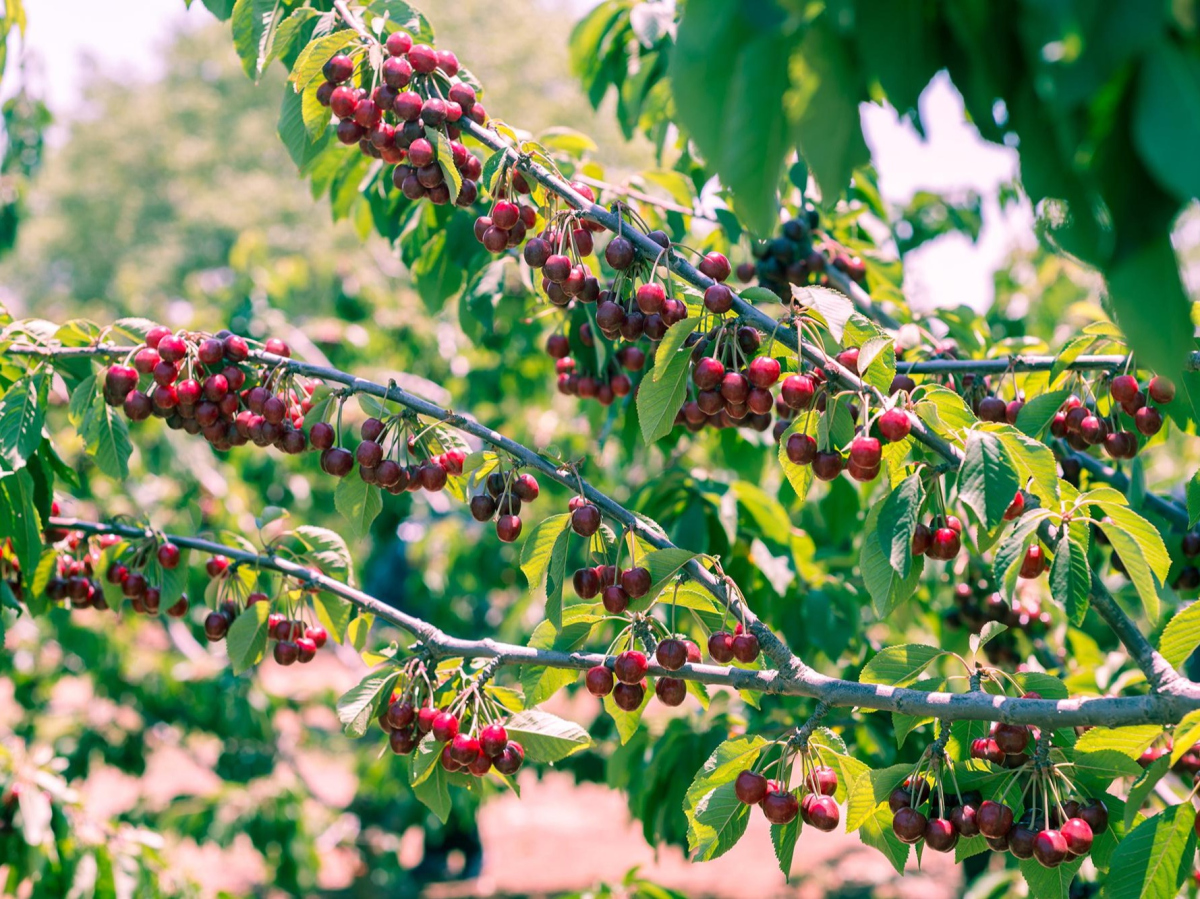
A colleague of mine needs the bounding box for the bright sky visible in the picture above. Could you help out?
[5,0,1034,312]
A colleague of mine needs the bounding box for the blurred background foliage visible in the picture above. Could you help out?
[0,0,1198,897]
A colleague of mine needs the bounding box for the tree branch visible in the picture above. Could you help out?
[48,516,1200,728]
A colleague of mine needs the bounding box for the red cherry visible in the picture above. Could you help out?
[878,408,911,442]
[431,712,459,742]
[735,770,768,804]
[613,650,648,684]
[585,665,614,696]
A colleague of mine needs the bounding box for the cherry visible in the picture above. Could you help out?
[1033,829,1068,867]
[612,680,645,711]
[604,236,635,270]
[570,503,601,536]
[157,543,180,569]
[656,638,687,671]
[951,802,980,837]
[761,789,799,825]
[1110,374,1139,404]
[1009,822,1037,859]
[449,734,481,765]
[166,595,190,617]
[601,584,629,613]
[892,807,927,843]
[104,365,139,401]
[323,54,354,83]
[809,766,838,796]
[635,283,666,315]
[811,451,843,481]
[145,325,171,348]
[849,435,881,468]
[924,817,958,852]
[1135,406,1163,436]
[431,711,459,742]
[296,637,317,663]
[693,357,726,390]
[478,723,508,758]
[785,433,817,465]
[928,527,961,561]
[390,727,418,755]
[835,347,860,374]
[1079,798,1108,833]
[806,795,840,831]
[978,396,1007,422]
[356,440,383,468]
[387,700,416,730]
[970,737,1006,765]
[416,706,438,733]
[203,611,229,641]
[731,633,760,663]
[781,374,816,410]
[877,408,910,442]
[440,744,461,772]
[1149,376,1175,404]
[703,283,733,314]
[698,251,731,282]
[1060,817,1093,855]
[496,515,522,542]
[655,676,686,706]
[1019,545,1047,579]
[321,447,354,478]
[408,43,438,74]
[310,421,335,450]
[493,741,525,775]
[747,356,780,388]
[719,371,749,404]
[614,650,648,684]
[708,631,735,663]
[585,665,614,696]
[306,625,328,648]
[274,640,299,665]
[735,770,768,804]
[1004,491,1026,520]
[385,30,413,56]
[977,800,1014,838]
[685,640,701,663]
[573,567,601,599]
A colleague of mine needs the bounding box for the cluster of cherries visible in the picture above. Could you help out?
[1049,375,1174,459]
[467,468,541,543]
[572,559,650,615]
[379,695,525,778]
[734,755,841,830]
[198,555,331,665]
[326,416,467,497]
[317,33,487,208]
[546,326,639,408]
[944,573,1051,665]
[103,326,304,453]
[738,208,867,299]
[890,772,1107,866]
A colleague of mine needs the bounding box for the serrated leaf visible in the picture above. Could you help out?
[861,501,923,617]
[225,601,270,674]
[0,373,46,468]
[1051,523,1091,625]
[336,667,400,737]
[603,682,652,744]
[1188,471,1200,528]
[1074,726,1162,760]
[503,709,592,762]
[1100,803,1195,899]
[859,644,944,687]
[684,736,766,862]
[1158,600,1200,669]
[519,513,571,629]
[334,475,382,538]
[314,592,354,643]
[1016,389,1070,437]
[1171,710,1200,765]
[412,761,452,822]
[914,384,976,437]
[629,547,697,612]
[1096,518,1162,622]
[971,621,1008,656]
[1124,755,1171,829]
[777,414,817,503]
[0,468,41,580]
[993,512,1046,599]
[770,796,802,880]
[290,524,354,582]
[875,472,924,578]
[1019,856,1083,899]
[638,338,692,444]
[958,429,1019,529]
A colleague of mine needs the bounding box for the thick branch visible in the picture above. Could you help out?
[6,341,801,676]
[49,516,1200,728]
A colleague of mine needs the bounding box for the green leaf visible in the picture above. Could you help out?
[777,414,817,504]
[1074,726,1162,760]
[957,429,1019,529]
[785,17,870,204]
[225,601,270,674]
[1019,856,1084,899]
[637,338,692,444]
[1100,803,1195,899]
[1016,389,1070,437]
[671,0,794,231]
[290,525,354,583]
[410,733,442,787]
[1134,42,1200,204]
[1188,470,1200,529]
[651,316,700,381]
[336,667,401,737]
[519,513,571,629]
[412,761,452,823]
[1051,523,1091,625]
[520,610,599,707]
[914,384,976,437]
[289,28,356,91]
[993,512,1046,599]
[875,473,924,578]
[683,736,766,862]
[1171,710,1200,766]
[631,547,698,610]
[859,644,944,688]
[334,475,382,538]
[770,797,802,880]
[1157,600,1200,669]
[860,502,923,617]
[314,593,354,644]
[0,373,46,468]
[231,0,280,79]
[971,621,1008,656]
[1124,755,1171,830]
[0,468,41,580]
[1096,514,1164,622]
[503,710,592,762]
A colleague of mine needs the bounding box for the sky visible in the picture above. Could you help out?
[4,0,1035,312]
